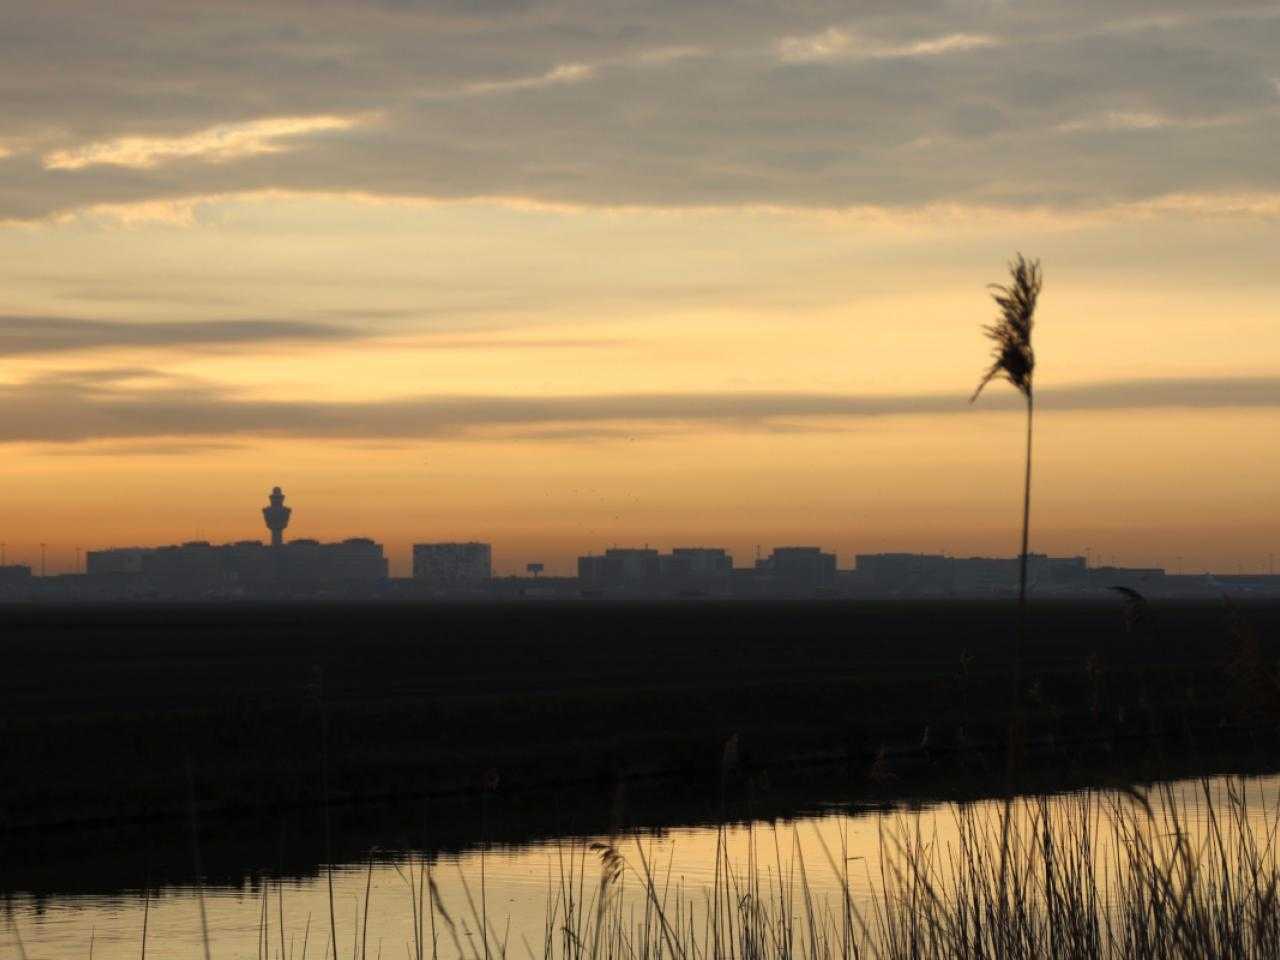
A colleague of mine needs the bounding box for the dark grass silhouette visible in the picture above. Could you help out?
[7,597,1280,956]
[2,600,1279,834]
[970,254,1042,772]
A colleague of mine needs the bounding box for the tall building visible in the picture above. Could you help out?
[0,565,33,602]
[578,548,661,588]
[85,488,387,598]
[263,486,292,547]
[669,548,733,578]
[577,546,733,596]
[753,546,838,596]
[852,552,1092,596]
[413,542,493,591]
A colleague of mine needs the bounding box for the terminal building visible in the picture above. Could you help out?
[578,547,733,597]
[85,488,388,598]
[412,542,493,593]
[0,564,33,601]
[852,552,1098,596]
[730,546,839,598]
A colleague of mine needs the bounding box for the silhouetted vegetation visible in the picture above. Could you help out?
[16,777,1280,959]
[1,600,1278,837]
[537,779,1280,960]
[971,254,1043,756]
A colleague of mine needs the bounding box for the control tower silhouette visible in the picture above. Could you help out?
[263,486,292,547]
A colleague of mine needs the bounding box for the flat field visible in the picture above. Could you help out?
[1,599,1277,832]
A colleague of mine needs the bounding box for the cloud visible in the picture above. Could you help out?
[44,440,245,457]
[1124,191,1280,218]
[776,27,998,63]
[1,1,1278,220]
[398,336,628,350]
[45,185,1280,238]
[886,33,998,58]
[634,46,703,66]
[776,27,853,63]
[2,370,1277,446]
[43,114,365,171]
[1057,111,1175,132]
[462,62,595,96]
[1055,110,1250,134]
[444,44,698,99]
[0,316,361,355]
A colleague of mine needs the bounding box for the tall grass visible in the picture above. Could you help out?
[970,254,1042,771]
[507,779,1280,960]
[178,778,1273,960]
[12,778,1280,959]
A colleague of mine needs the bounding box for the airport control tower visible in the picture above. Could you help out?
[263,486,292,547]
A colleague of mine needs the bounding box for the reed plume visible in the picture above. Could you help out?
[971,255,1040,405]
[971,253,1042,774]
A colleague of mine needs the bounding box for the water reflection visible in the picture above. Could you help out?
[6,773,1280,960]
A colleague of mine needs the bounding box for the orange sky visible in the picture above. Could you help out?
[2,4,1279,576]
[0,196,1277,576]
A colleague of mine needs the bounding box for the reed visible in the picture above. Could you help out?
[13,777,1280,960]
[508,777,1280,960]
[970,254,1043,774]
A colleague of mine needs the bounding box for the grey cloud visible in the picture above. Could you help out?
[0,316,361,355]
[397,337,628,350]
[1,1,1278,218]
[2,369,1277,445]
[44,440,245,457]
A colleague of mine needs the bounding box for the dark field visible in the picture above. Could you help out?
[2,599,1278,838]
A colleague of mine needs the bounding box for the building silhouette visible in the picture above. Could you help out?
[263,486,292,547]
[30,488,1278,602]
[85,487,387,598]
[852,552,1094,596]
[413,542,492,592]
[0,564,33,601]
[578,547,733,597]
[729,546,839,598]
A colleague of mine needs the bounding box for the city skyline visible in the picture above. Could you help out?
[5,478,1274,580]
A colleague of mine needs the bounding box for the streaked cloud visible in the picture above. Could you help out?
[884,33,999,58]
[776,28,998,63]
[462,62,595,96]
[634,46,704,66]
[1055,110,1252,134]
[452,44,698,99]
[46,186,1280,236]
[776,27,854,63]
[43,114,365,171]
[400,336,628,351]
[4,371,1278,446]
[0,316,361,355]
[1125,191,1280,218]
[45,440,245,457]
[1,1,1275,222]
[1057,111,1174,132]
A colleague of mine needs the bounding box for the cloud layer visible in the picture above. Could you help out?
[2,1,1279,221]
[5,369,1277,445]
[0,316,360,355]
[43,115,365,171]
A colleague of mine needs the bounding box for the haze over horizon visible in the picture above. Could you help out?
[2,1,1278,576]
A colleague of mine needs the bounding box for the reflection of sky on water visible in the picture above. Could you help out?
[8,775,1278,960]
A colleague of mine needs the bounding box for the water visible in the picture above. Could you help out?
[6,771,1280,960]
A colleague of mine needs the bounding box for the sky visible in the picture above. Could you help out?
[1,0,1278,576]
